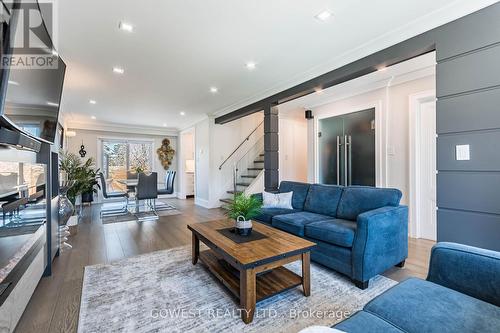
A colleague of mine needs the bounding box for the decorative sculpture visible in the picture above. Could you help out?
[157,138,175,170]
[79,142,87,158]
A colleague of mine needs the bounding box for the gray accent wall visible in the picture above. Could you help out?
[435,4,500,251]
[216,3,500,251]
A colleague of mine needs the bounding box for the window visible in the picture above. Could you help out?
[101,139,153,191]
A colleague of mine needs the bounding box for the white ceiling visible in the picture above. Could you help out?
[57,0,499,131]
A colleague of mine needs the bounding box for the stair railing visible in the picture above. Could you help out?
[231,135,265,198]
[218,121,264,170]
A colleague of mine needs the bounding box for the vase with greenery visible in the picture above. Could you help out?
[59,151,101,205]
[226,193,262,236]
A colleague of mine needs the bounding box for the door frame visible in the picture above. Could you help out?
[314,100,386,187]
[178,127,196,199]
[409,90,436,238]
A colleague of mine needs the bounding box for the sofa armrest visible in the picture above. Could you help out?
[427,242,500,306]
[352,206,408,282]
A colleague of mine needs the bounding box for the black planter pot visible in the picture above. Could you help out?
[81,191,94,203]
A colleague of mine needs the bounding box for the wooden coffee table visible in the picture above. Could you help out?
[187,219,316,324]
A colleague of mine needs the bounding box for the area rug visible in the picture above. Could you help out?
[78,247,397,333]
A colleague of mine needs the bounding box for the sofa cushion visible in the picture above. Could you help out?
[305,219,357,248]
[304,184,343,217]
[254,208,299,224]
[334,311,404,333]
[279,181,311,210]
[336,186,402,221]
[364,278,500,333]
[272,211,334,237]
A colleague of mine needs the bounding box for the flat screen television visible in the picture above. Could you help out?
[0,0,66,144]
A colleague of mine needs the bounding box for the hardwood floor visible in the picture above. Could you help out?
[15,199,434,333]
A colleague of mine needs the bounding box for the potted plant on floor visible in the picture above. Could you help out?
[80,162,101,204]
[60,151,100,205]
[226,193,262,236]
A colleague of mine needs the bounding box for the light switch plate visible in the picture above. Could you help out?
[456,144,470,161]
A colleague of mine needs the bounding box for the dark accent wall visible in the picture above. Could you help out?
[435,5,500,251]
[264,105,279,192]
[215,3,500,251]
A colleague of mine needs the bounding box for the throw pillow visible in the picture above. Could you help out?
[262,191,293,209]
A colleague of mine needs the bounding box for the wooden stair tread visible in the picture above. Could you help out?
[199,250,302,302]
[241,175,257,179]
[236,182,252,187]
[227,190,243,195]
[219,198,234,204]
[248,167,263,171]
[253,160,264,163]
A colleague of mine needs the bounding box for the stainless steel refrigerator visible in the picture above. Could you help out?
[318,108,376,186]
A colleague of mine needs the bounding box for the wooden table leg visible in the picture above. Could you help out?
[302,252,311,296]
[240,268,256,324]
[192,233,199,265]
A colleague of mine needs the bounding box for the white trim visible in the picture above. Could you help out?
[313,100,386,187]
[194,197,210,208]
[67,120,178,137]
[409,90,436,238]
[178,127,196,200]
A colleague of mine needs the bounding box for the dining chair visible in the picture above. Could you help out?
[126,171,138,193]
[155,171,177,212]
[135,172,159,220]
[98,172,129,217]
[158,170,176,195]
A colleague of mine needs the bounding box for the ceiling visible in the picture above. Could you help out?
[56,0,498,131]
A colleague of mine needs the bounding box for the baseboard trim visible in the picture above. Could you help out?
[194,198,210,208]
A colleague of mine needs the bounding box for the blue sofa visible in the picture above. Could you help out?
[254,181,408,289]
[334,242,500,332]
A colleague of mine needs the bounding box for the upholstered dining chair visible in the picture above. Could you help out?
[126,171,138,193]
[135,172,158,219]
[154,171,177,212]
[98,172,129,217]
[158,170,176,195]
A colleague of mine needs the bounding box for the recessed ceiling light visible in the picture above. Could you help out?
[314,87,324,94]
[163,123,167,127]
[8,80,19,85]
[315,10,332,21]
[210,87,218,94]
[91,115,96,120]
[118,21,134,33]
[113,67,125,74]
[377,66,387,72]
[46,101,59,107]
[89,99,97,105]
[180,112,186,116]
[245,62,257,70]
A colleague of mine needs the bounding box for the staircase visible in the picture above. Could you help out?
[218,121,265,208]
[219,153,264,206]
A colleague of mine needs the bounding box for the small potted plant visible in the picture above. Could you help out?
[226,193,262,236]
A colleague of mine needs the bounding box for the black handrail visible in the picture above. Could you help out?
[218,121,264,170]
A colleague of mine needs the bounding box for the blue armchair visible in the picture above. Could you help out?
[254,181,408,289]
[335,242,500,332]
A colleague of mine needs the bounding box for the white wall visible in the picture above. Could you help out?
[279,108,308,183]
[194,118,210,206]
[66,128,178,199]
[308,75,435,204]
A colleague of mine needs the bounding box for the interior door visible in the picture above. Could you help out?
[318,116,344,185]
[418,101,437,241]
[343,108,376,186]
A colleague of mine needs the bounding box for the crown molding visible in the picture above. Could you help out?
[211,0,497,119]
[67,120,179,136]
